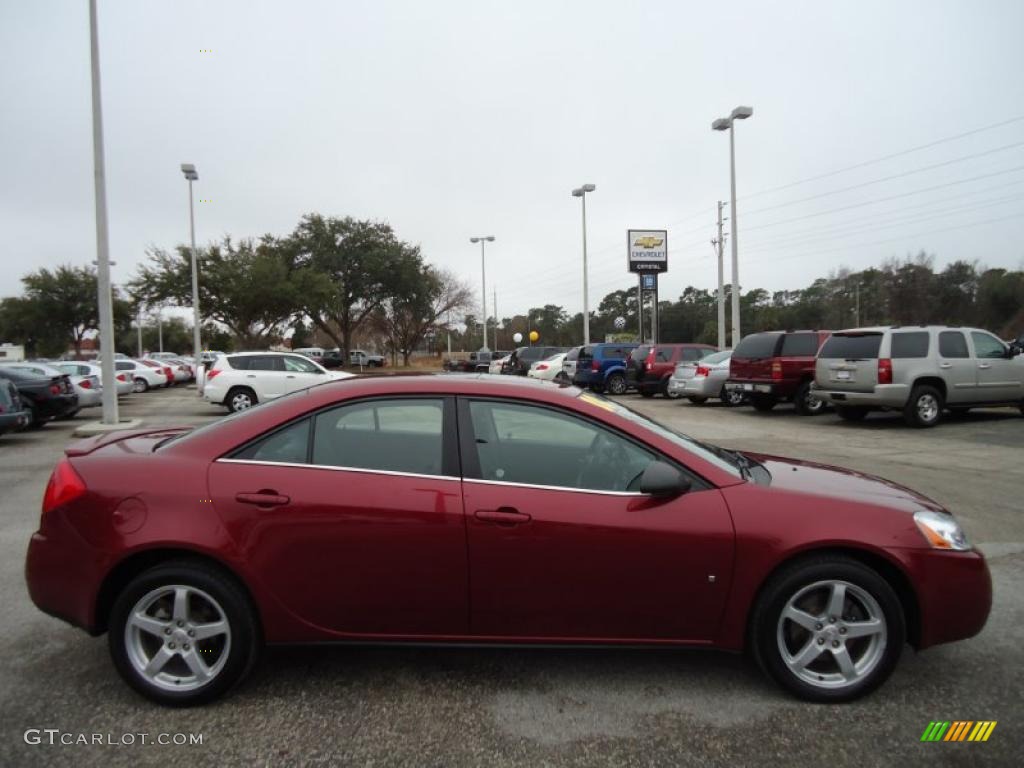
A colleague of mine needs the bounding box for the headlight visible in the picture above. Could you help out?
[913,510,971,551]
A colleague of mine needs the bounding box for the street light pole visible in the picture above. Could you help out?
[469,236,495,350]
[181,164,201,385]
[713,106,753,347]
[571,184,596,345]
[714,201,727,350]
[89,0,118,425]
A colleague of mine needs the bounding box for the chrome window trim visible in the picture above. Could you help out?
[463,477,644,497]
[216,457,458,482]
[215,458,644,496]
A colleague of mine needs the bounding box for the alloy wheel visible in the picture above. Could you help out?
[124,585,231,693]
[776,579,886,691]
[916,394,939,423]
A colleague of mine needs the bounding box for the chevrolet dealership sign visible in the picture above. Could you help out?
[627,229,668,273]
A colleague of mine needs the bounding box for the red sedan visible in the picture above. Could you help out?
[25,375,990,706]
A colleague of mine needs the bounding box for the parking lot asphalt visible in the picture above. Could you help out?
[1,385,1021,767]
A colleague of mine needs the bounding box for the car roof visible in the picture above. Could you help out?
[224,350,307,357]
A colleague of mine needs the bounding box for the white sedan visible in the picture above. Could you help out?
[114,359,168,392]
[203,351,353,412]
[527,352,568,383]
[54,361,133,397]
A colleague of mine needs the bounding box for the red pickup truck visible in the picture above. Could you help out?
[725,330,832,415]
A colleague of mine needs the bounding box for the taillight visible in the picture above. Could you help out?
[537,364,548,371]
[645,362,652,371]
[79,379,92,389]
[164,367,172,379]
[117,373,127,382]
[206,369,221,381]
[696,365,711,377]
[42,459,87,514]
[771,361,783,380]
[591,360,600,371]
[878,358,893,384]
[49,384,61,395]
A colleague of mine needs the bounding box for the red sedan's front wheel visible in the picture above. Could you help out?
[750,555,905,703]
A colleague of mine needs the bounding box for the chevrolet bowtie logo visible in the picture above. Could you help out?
[633,236,663,249]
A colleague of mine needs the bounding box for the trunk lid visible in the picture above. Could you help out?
[65,426,192,457]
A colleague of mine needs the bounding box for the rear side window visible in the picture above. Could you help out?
[780,333,819,357]
[733,333,781,359]
[938,331,969,359]
[226,356,251,370]
[819,334,882,360]
[252,356,285,371]
[681,347,709,362]
[233,419,311,464]
[654,346,674,363]
[312,398,446,476]
[115,361,132,371]
[890,332,930,359]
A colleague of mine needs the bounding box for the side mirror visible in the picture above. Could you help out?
[1009,343,1022,358]
[639,461,692,498]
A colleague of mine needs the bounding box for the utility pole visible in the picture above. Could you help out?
[493,287,498,349]
[136,305,143,358]
[713,201,727,349]
[156,308,163,353]
[855,283,861,326]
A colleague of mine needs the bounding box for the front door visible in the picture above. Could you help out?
[460,398,734,643]
[970,331,1022,403]
[207,396,468,637]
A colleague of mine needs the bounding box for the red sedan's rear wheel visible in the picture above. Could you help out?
[109,560,260,706]
[750,555,905,703]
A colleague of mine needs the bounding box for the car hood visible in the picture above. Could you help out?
[327,370,355,380]
[743,452,946,514]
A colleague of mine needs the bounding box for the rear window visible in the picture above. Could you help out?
[732,333,781,359]
[578,346,594,361]
[819,333,883,360]
[566,347,580,361]
[780,333,820,357]
[890,332,930,359]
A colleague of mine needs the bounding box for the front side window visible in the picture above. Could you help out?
[283,355,319,373]
[939,331,969,359]
[467,400,655,492]
[971,331,1007,360]
[312,398,446,476]
[890,332,930,359]
[233,419,311,463]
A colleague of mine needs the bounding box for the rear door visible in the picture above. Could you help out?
[248,355,288,399]
[937,330,975,403]
[816,332,883,392]
[970,331,1022,403]
[208,396,468,636]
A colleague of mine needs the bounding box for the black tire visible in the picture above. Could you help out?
[606,373,627,396]
[687,396,708,405]
[23,401,44,429]
[836,406,869,422]
[793,381,827,416]
[751,394,777,412]
[640,390,655,399]
[226,387,258,413]
[721,387,746,407]
[108,560,260,707]
[750,555,905,703]
[663,378,682,399]
[903,384,943,428]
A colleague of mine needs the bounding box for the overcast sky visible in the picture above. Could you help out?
[3,0,1024,321]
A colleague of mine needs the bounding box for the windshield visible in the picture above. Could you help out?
[576,390,743,479]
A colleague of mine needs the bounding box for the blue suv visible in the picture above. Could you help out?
[571,343,639,395]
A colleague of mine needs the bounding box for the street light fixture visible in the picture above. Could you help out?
[469,236,495,350]
[180,163,202,384]
[712,105,753,348]
[571,183,596,345]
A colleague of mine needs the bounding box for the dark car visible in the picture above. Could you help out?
[455,349,505,373]
[26,375,990,706]
[726,331,832,415]
[0,378,30,436]
[320,350,344,369]
[0,366,78,428]
[627,343,718,398]
[502,346,564,376]
[571,343,639,394]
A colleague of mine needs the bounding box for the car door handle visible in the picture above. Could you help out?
[235,491,290,508]
[474,508,531,526]
[939,362,952,369]
[978,363,991,369]
[286,375,296,379]
[246,374,256,378]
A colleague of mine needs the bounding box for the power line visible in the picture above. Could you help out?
[741,114,1024,200]
[743,141,1024,216]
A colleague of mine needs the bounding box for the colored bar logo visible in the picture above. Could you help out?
[921,721,997,742]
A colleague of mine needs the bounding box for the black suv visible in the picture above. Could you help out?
[502,346,565,376]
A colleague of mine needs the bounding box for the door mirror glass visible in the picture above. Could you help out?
[639,461,691,498]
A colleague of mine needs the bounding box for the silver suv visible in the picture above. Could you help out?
[813,326,1024,427]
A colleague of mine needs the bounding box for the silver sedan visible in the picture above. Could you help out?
[668,350,746,406]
